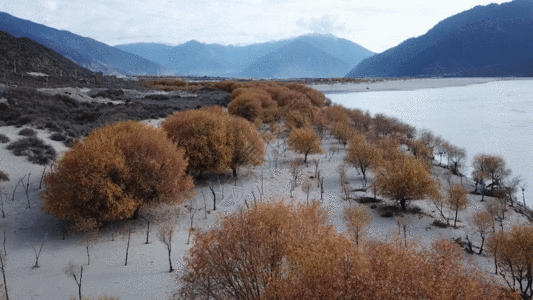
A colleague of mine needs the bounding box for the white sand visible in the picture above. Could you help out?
[310,77,524,94]
[0,85,531,298]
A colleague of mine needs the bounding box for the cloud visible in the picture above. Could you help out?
[296,15,346,34]
[44,0,57,11]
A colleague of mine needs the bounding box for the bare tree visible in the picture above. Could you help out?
[64,261,83,300]
[11,175,26,203]
[0,251,8,300]
[0,222,6,256]
[0,193,5,219]
[81,231,99,265]
[520,181,527,207]
[31,241,44,269]
[396,216,410,247]
[21,173,31,209]
[158,220,176,272]
[186,198,197,245]
[122,225,133,266]
[301,179,313,205]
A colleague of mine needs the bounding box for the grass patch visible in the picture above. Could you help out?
[49,132,66,141]
[6,137,57,165]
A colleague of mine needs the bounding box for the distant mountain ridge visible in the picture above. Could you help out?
[116,34,375,78]
[347,0,533,78]
[0,12,164,75]
[0,30,92,78]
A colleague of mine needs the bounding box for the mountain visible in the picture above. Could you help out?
[116,34,375,78]
[239,41,350,79]
[347,0,533,78]
[0,12,164,75]
[0,30,92,78]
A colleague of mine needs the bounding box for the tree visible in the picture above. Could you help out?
[158,219,176,272]
[0,251,8,300]
[64,261,83,300]
[287,127,323,163]
[122,225,133,266]
[446,184,469,227]
[487,224,533,299]
[331,122,355,147]
[373,154,440,211]
[343,206,373,246]
[472,154,510,193]
[41,121,193,231]
[227,117,265,177]
[301,179,314,204]
[227,92,262,123]
[178,201,517,300]
[81,231,99,265]
[344,134,381,189]
[162,106,233,177]
[448,146,467,175]
[473,211,493,254]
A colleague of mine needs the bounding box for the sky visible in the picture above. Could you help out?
[0,0,511,53]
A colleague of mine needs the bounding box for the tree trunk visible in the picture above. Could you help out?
[168,249,173,273]
[232,168,237,177]
[86,246,90,265]
[454,208,459,227]
[132,206,140,220]
[304,152,308,164]
[400,199,407,211]
[145,220,150,244]
[478,234,485,255]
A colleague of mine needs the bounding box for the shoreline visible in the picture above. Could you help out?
[310,77,525,94]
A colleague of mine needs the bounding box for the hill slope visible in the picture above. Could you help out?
[117,34,375,78]
[0,30,92,78]
[0,12,164,75]
[347,0,533,77]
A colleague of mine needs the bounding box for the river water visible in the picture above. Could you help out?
[326,79,533,207]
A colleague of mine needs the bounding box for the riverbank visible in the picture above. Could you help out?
[310,77,523,94]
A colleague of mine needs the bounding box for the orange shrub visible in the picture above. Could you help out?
[41,121,193,230]
[288,127,323,163]
[227,93,262,123]
[162,107,233,176]
[228,117,266,176]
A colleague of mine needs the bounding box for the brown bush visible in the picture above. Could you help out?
[288,127,323,163]
[331,121,356,147]
[178,201,517,300]
[41,121,193,231]
[228,117,266,176]
[227,93,262,123]
[162,107,233,176]
[372,153,440,211]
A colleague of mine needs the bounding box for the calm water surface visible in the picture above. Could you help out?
[327,80,533,207]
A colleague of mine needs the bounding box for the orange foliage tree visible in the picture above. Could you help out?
[373,154,440,211]
[162,107,233,177]
[287,127,323,163]
[41,121,193,231]
[487,223,533,299]
[178,201,517,300]
[228,117,266,176]
[344,134,382,189]
[446,184,469,227]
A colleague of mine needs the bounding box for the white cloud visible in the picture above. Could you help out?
[296,15,347,35]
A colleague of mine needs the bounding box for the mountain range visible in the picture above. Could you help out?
[116,34,375,78]
[0,29,92,78]
[347,0,533,78]
[0,12,164,75]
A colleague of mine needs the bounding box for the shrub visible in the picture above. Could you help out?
[227,117,265,176]
[227,93,262,123]
[41,121,193,231]
[178,201,516,300]
[18,128,37,137]
[162,107,233,176]
[6,137,57,165]
[49,132,66,141]
[0,134,9,144]
[0,170,8,182]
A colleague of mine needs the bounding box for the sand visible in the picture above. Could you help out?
[310,77,523,94]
